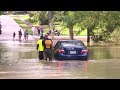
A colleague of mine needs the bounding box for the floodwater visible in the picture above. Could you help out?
[0,41,120,79]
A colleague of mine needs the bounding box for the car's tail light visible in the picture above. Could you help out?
[57,49,64,53]
[81,49,88,54]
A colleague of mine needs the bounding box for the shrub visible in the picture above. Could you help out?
[109,28,120,44]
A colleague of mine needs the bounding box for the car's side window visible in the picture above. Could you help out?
[54,41,60,50]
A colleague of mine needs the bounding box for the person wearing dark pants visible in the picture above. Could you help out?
[38,51,44,60]
[36,36,44,60]
[18,29,22,41]
[42,34,53,61]
[13,32,16,41]
[44,48,52,60]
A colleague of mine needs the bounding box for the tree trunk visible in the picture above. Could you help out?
[87,29,90,46]
[48,11,52,28]
[87,24,96,46]
[48,11,54,27]
[69,25,74,40]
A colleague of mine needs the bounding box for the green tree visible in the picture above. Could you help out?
[76,11,111,45]
[102,11,120,41]
[28,11,48,25]
[27,11,120,44]
[82,12,105,44]
[61,11,80,40]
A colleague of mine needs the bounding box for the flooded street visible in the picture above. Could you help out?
[0,15,120,79]
[0,41,120,79]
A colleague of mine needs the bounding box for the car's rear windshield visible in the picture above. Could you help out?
[60,41,85,46]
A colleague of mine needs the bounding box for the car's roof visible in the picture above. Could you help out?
[59,40,83,42]
[58,40,85,46]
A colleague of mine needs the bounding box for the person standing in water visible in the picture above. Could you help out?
[13,32,16,41]
[18,29,22,41]
[36,36,44,60]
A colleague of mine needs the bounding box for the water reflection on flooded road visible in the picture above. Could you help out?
[0,41,120,79]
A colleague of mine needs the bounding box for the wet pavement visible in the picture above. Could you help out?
[0,41,120,79]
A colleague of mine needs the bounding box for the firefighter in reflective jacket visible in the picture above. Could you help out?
[36,36,44,60]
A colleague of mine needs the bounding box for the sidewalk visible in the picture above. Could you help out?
[28,35,87,41]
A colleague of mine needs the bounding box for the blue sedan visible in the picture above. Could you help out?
[53,40,88,60]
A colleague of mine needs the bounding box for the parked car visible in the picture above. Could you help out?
[53,40,88,60]
[47,30,60,36]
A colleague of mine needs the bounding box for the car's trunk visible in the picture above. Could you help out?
[62,46,85,55]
